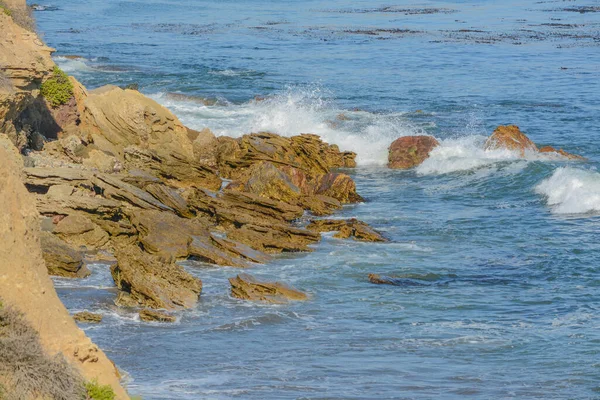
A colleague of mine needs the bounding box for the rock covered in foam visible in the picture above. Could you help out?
[387,135,439,169]
[539,145,585,160]
[484,125,538,155]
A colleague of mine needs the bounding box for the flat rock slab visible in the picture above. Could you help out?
[307,218,387,242]
[229,273,308,304]
[73,311,103,324]
[139,309,176,323]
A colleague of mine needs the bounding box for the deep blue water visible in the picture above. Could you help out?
[35,0,600,398]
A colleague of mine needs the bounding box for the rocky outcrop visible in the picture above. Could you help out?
[139,309,176,323]
[0,144,127,397]
[484,125,538,155]
[387,135,439,169]
[217,132,356,179]
[539,145,585,160]
[52,214,110,251]
[307,219,387,242]
[229,273,308,304]
[73,311,103,324]
[40,231,90,278]
[111,245,202,310]
[484,125,585,160]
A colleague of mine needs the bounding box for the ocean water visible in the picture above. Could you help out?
[34,0,600,398]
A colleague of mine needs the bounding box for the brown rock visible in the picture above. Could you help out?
[226,223,321,254]
[539,145,586,160]
[39,231,90,278]
[0,138,127,398]
[229,273,308,304]
[139,309,176,323]
[53,214,109,251]
[307,218,387,242]
[217,132,357,179]
[387,135,439,169]
[314,172,364,203]
[188,127,218,167]
[73,311,103,324]
[368,273,391,285]
[233,161,302,203]
[111,244,202,310]
[484,125,538,155]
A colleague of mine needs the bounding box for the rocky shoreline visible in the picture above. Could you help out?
[0,1,587,398]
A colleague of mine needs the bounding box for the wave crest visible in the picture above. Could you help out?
[535,167,600,214]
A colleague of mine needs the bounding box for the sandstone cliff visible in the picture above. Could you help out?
[0,139,128,398]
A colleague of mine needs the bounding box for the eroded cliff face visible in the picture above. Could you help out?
[0,3,128,398]
[0,137,128,399]
[0,11,55,148]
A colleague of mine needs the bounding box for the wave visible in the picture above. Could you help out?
[152,85,425,165]
[54,56,95,74]
[416,136,556,176]
[535,167,600,214]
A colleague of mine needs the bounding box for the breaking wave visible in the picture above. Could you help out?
[535,167,600,214]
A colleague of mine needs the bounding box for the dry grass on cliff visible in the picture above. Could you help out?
[0,1,36,32]
[0,301,85,400]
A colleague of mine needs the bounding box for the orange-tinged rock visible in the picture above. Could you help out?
[539,146,586,161]
[387,135,439,169]
[484,125,538,155]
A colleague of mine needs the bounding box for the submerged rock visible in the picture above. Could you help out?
[39,231,90,277]
[484,125,538,155]
[229,273,308,304]
[307,219,387,242]
[387,135,439,169]
[73,311,103,324]
[111,245,202,310]
[139,309,176,323]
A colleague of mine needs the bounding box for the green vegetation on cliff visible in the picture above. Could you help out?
[85,380,116,400]
[40,66,74,107]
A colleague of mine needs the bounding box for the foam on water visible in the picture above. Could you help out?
[535,167,600,214]
[152,86,423,165]
[416,136,548,176]
[54,56,95,73]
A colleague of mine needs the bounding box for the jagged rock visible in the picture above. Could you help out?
[387,135,439,169]
[39,231,90,277]
[123,146,221,190]
[111,244,202,310]
[130,209,257,266]
[297,195,342,216]
[139,309,176,323]
[73,311,103,324]
[307,218,387,242]
[82,149,119,172]
[230,161,302,203]
[227,223,320,253]
[229,273,308,304]
[539,145,585,160]
[81,85,194,160]
[313,172,364,203]
[53,213,109,250]
[188,127,218,167]
[484,125,538,155]
[217,132,357,179]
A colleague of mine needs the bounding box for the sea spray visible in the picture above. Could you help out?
[151,85,424,165]
[535,167,600,214]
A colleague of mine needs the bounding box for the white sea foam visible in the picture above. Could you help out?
[416,136,541,176]
[54,56,95,73]
[535,167,600,214]
[152,85,424,165]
